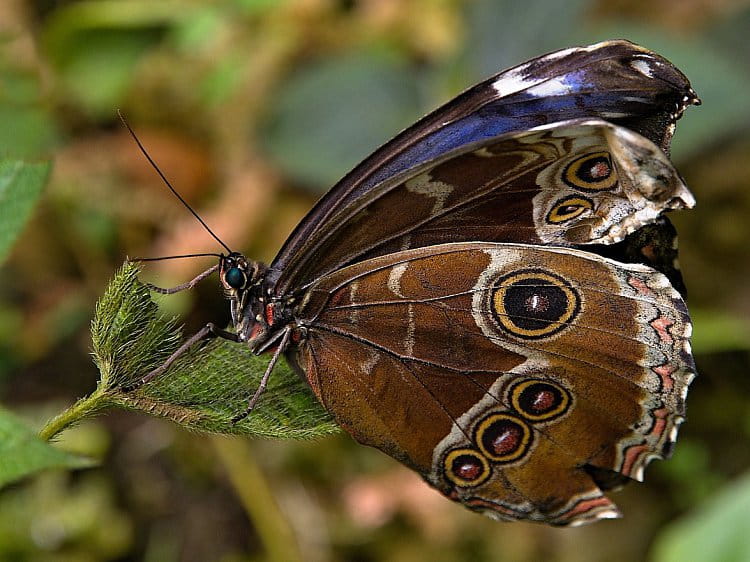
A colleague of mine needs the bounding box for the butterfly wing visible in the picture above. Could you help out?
[269,40,698,294]
[290,242,694,525]
[269,119,694,294]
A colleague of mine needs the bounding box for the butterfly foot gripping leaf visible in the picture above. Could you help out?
[135,40,698,525]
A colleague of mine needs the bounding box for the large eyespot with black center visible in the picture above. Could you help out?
[224,266,247,289]
[444,449,491,487]
[510,379,571,422]
[474,413,532,463]
[546,195,594,224]
[492,270,580,340]
[563,151,617,191]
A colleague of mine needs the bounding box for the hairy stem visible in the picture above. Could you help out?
[38,385,113,441]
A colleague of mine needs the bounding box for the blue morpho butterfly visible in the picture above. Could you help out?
[130,40,698,525]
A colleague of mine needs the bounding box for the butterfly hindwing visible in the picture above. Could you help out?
[271,119,693,294]
[291,242,694,525]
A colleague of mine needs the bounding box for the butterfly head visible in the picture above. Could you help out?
[219,252,267,334]
[220,252,256,290]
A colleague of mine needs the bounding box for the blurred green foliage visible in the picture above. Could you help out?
[0,0,749,560]
[652,472,750,562]
[0,59,57,157]
[264,50,424,188]
[0,154,89,487]
[0,405,91,488]
[0,471,133,560]
[0,160,50,263]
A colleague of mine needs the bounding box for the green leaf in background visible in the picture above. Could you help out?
[705,9,750,62]
[0,159,50,263]
[42,262,339,440]
[652,472,750,562]
[0,406,92,489]
[688,308,750,353]
[262,51,423,191]
[41,1,180,117]
[464,0,588,78]
[0,63,58,158]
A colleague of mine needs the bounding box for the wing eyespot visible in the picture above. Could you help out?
[509,379,572,422]
[563,151,617,191]
[546,195,595,224]
[474,413,533,463]
[444,449,491,487]
[491,270,581,340]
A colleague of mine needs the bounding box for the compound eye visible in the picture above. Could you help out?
[224,266,246,289]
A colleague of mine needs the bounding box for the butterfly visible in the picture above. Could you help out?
[136,40,698,525]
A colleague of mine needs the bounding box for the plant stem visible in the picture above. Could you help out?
[211,436,303,562]
[38,385,112,441]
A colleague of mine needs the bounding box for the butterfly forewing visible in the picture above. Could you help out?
[269,39,698,294]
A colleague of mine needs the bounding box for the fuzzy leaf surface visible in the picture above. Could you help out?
[93,262,339,438]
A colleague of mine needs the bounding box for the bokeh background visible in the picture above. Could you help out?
[2,0,750,560]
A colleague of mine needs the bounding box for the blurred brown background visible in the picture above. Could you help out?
[1,0,749,560]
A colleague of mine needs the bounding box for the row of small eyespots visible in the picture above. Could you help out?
[444,380,571,487]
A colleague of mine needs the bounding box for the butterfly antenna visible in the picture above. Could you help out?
[117,110,233,254]
[131,252,223,262]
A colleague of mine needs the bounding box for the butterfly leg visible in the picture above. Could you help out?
[124,322,240,391]
[231,327,293,423]
[144,264,220,294]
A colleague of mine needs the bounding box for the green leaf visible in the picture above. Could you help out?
[41,1,181,117]
[0,159,50,263]
[689,308,750,353]
[464,0,588,78]
[85,262,339,438]
[652,472,750,562]
[262,50,423,191]
[0,64,58,157]
[0,406,92,489]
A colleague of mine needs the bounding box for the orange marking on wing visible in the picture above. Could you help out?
[628,276,652,296]
[652,362,677,391]
[559,495,613,520]
[621,407,671,475]
[465,497,520,518]
[649,408,668,440]
[621,443,649,476]
[650,315,675,343]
